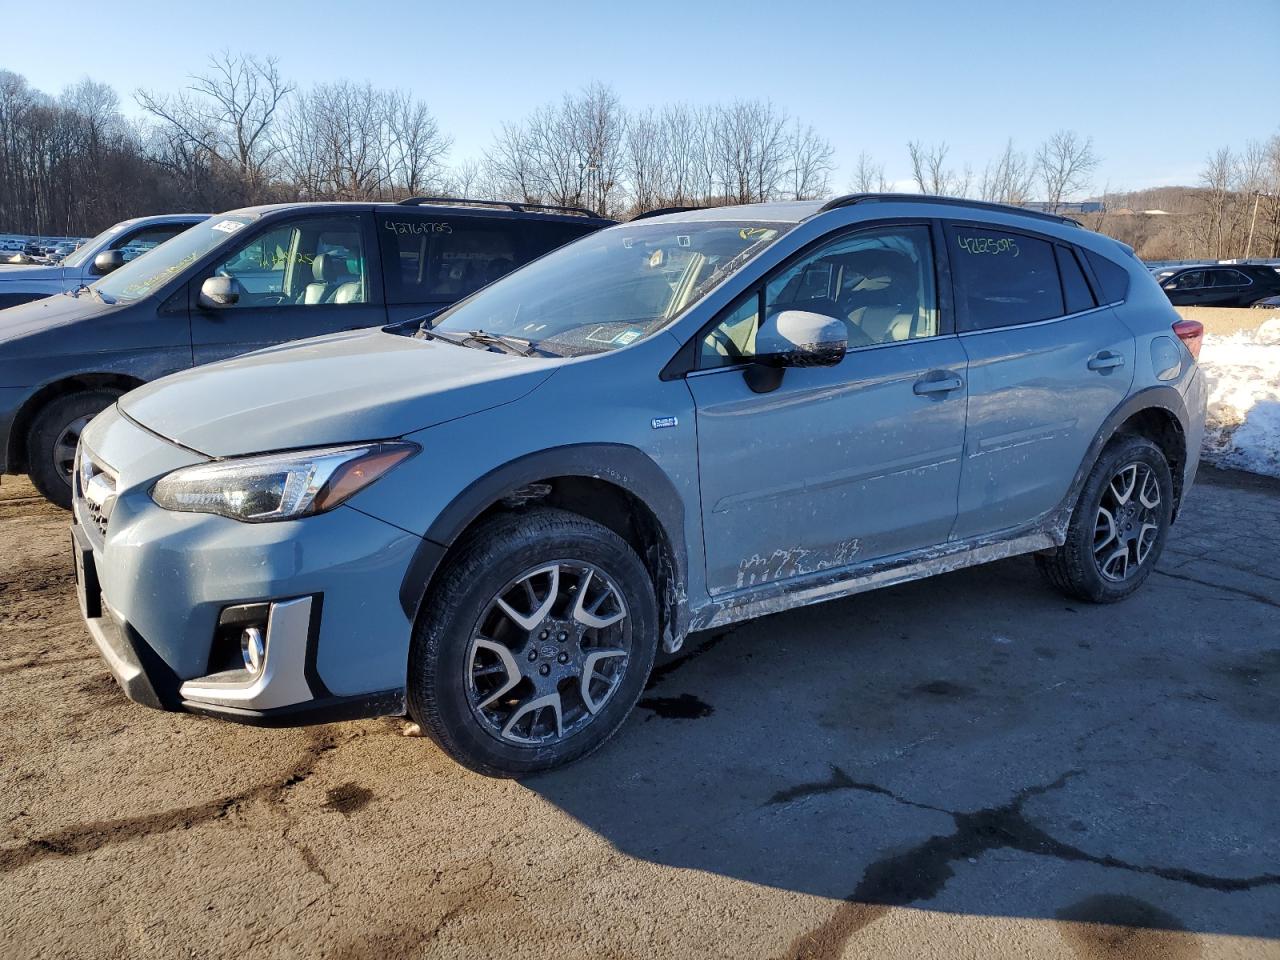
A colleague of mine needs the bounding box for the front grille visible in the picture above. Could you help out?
[76,447,118,539]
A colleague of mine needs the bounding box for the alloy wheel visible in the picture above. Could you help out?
[53,415,91,486]
[1093,462,1162,582]
[465,560,631,746]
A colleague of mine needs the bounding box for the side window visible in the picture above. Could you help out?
[1210,269,1251,287]
[950,226,1063,331]
[1056,245,1097,314]
[377,215,519,304]
[1084,249,1132,302]
[700,224,938,368]
[210,216,368,308]
[113,224,187,262]
[522,221,596,260]
[1166,270,1205,291]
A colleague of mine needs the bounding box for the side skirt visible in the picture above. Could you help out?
[691,529,1057,631]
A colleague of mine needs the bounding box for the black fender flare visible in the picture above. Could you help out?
[1054,385,1192,532]
[397,443,690,642]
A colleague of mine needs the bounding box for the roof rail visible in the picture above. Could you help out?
[817,193,1083,227]
[397,196,603,219]
[629,205,703,221]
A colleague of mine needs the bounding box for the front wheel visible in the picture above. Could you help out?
[407,508,658,777]
[26,390,120,509]
[1037,435,1174,603]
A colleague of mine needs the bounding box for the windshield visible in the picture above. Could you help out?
[93,216,256,303]
[429,220,792,356]
[62,220,135,268]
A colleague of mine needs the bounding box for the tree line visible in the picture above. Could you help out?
[2,53,1277,261]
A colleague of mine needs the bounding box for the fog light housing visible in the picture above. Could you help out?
[240,626,266,675]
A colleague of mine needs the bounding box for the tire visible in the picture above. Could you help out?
[26,390,120,510]
[407,507,658,777]
[1036,435,1174,603]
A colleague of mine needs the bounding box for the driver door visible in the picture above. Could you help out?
[190,213,384,364]
[687,223,968,596]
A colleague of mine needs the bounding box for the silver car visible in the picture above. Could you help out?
[72,195,1207,777]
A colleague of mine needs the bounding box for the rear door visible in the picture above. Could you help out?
[1203,268,1254,307]
[190,212,383,364]
[948,222,1135,539]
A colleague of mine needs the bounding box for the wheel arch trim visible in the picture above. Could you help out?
[396,443,690,646]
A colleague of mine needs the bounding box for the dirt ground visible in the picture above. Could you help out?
[1,469,1278,960]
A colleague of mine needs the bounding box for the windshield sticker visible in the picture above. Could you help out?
[739,227,773,241]
[957,235,1020,257]
[677,235,691,247]
[613,329,644,346]
[383,220,452,235]
[585,326,621,345]
[211,219,246,235]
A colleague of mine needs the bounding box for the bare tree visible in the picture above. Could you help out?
[907,140,967,195]
[785,119,834,200]
[979,138,1035,205]
[1035,130,1099,213]
[849,151,890,193]
[136,52,292,203]
[385,89,451,196]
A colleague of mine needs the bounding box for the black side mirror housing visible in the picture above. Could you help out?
[92,250,125,275]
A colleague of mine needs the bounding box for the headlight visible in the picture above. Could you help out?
[151,442,418,522]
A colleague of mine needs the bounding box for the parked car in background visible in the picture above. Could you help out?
[68,195,1206,776]
[0,214,209,309]
[0,197,612,506]
[1158,263,1280,307]
[49,241,80,262]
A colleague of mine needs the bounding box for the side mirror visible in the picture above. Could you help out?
[199,275,241,309]
[744,310,847,393]
[756,309,847,366]
[92,250,125,275]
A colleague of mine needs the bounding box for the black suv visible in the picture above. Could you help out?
[1158,263,1280,307]
[0,198,613,506]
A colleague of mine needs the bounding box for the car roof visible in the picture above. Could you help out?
[639,193,1086,229]
[222,198,615,225]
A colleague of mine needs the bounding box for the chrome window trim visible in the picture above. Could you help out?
[685,330,961,379]
[957,301,1123,338]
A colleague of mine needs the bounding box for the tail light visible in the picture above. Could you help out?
[1172,319,1203,360]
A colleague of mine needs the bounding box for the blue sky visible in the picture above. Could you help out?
[6,0,1277,194]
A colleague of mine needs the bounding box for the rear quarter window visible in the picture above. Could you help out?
[1084,249,1131,303]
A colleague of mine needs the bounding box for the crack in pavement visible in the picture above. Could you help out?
[1153,569,1280,610]
[769,767,1280,960]
[0,732,340,875]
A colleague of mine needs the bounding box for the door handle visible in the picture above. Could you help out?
[1088,352,1125,372]
[913,372,964,396]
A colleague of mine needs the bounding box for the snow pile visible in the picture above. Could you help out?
[1199,316,1280,478]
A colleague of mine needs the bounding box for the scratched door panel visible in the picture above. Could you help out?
[953,307,1135,539]
[689,336,968,597]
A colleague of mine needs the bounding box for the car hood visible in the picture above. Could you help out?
[0,291,102,349]
[0,263,62,282]
[118,328,560,457]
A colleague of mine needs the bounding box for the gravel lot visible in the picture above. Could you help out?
[1,469,1278,959]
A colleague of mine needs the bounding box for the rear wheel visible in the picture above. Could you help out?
[407,508,658,777]
[26,390,120,509]
[1037,435,1174,603]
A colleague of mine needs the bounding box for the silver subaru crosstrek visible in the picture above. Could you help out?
[72,195,1206,776]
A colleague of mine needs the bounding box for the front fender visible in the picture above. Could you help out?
[396,442,690,649]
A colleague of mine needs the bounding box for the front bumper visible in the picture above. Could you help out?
[73,407,421,725]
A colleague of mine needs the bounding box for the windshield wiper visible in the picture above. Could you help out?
[461,330,536,356]
[89,287,114,304]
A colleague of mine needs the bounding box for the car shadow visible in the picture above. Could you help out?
[522,552,1280,942]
